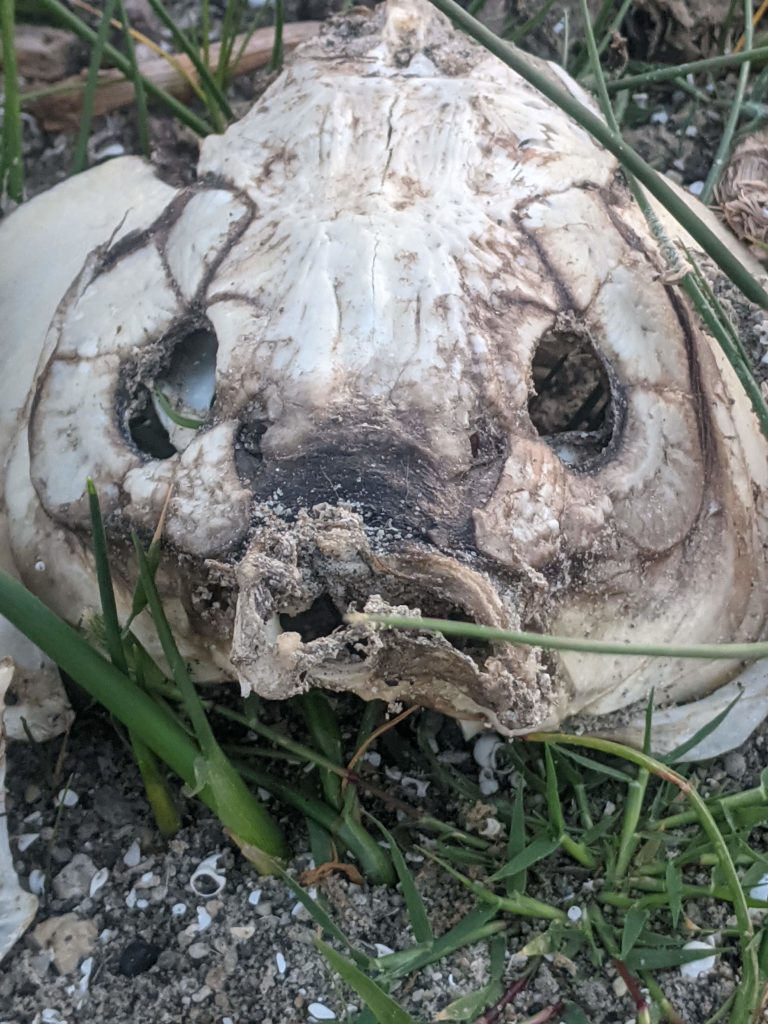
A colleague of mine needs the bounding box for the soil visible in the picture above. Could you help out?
[3,2,768,1024]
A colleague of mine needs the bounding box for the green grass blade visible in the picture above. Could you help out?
[300,690,343,810]
[269,863,371,968]
[663,694,741,763]
[379,907,504,979]
[36,0,212,136]
[0,570,205,786]
[315,938,420,1024]
[435,934,506,1021]
[1,0,23,201]
[129,732,182,837]
[605,46,768,93]
[665,860,683,928]
[620,907,650,960]
[625,946,727,971]
[270,0,284,71]
[422,849,566,921]
[507,0,559,44]
[701,0,754,202]
[237,763,395,885]
[146,0,233,128]
[116,0,150,157]
[131,535,287,861]
[552,744,633,783]
[504,783,529,894]
[87,479,128,674]
[353,612,768,660]
[132,534,217,755]
[153,389,206,429]
[489,834,561,882]
[71,0,119,175]
[369,815,433,942]
[425,0,768,309]
[612,770,649,883]
[526,731,760,1022]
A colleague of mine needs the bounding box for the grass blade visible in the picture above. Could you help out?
[369,815,433,943]
[269,863,371,968]
[36,0,212,135]
[300,690,343,810]
[352,612,768,660]
[87,480,127,673]
[116,0,150,157]
[270,0,285,71]
[147,0,233,128]
[620,907,650,960]
[1,0,23,201]
[71,0,119,174]
[701,0,754,202]
[315,938,419,1024]
[424,0,768,309]
[490,834,561,882]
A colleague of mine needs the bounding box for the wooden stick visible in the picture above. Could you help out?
[23,21,320,131]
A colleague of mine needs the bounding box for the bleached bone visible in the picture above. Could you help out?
[1,0,767,768]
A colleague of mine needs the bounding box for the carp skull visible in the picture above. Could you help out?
[2,0,768,760]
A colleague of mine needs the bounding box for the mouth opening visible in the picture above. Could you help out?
[278,586,489,668]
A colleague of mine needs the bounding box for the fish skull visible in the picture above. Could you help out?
[1,0,768,755]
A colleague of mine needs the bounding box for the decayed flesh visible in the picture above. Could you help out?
[0,0,767,748]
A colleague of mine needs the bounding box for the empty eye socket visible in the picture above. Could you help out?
[528,327,614,468]
[127,324,218,459]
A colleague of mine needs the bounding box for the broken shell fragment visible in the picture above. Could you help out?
[189,853,227,897]
[0,0,767,781]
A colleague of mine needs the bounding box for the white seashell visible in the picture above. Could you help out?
[89,867,109,897]
[190,853,226,897]
[308,1003,337,1021]
[680,940,717,978]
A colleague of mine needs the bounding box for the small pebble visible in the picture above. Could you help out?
[123,840,142,867]
[567,905,583,922]
[55,788,79,808]
[248,889,262,906]
[723,751,747,780]
[17,833,39,852]
[53,854,98,901]
[308,1003,336,1021]
[276,952,287,974]
[117,939,161,977]
[29,869,46,895]
[192,985,213,1003]
[189,942,211,960]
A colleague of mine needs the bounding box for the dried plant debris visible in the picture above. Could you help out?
[717,129,768,265]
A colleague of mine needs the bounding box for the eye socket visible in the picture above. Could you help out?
[127,324,218,459]
[528,326,615,468]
